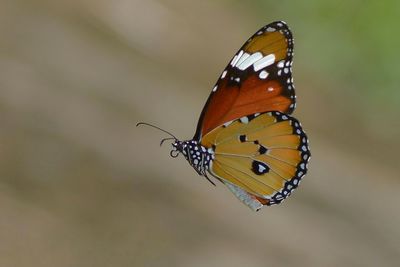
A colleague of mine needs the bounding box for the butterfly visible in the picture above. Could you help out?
[138,21,310,211]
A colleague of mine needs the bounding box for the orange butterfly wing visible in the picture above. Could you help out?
[202,111,311,210]
[194,21,296,140]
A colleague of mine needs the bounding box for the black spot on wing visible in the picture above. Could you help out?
[251,160,269,175]
[258,145,268,154]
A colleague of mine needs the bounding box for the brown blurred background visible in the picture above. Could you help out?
[1,0,399,266]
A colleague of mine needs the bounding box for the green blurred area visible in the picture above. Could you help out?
[0,0,399,266]
[255,0,400,101]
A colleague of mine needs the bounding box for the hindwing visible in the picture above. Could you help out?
[202,111,310,210]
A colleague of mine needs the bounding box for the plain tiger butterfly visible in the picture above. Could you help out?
[138,21,311,211]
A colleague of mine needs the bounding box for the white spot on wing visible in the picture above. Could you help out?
[258,164,266,173]
[253,54,276,71]
[259,70,268,79]
[277,60,285,68]
[212,85,217,92]
[240,116,249,124]
[238,52,263,70]
[231,50,243,66]
[221,70,227,79]
[230,55,238,67]
[223,120,233,127]
[235,52,251,67]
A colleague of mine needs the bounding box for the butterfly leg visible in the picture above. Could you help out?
[203,172,216,186]
[200,153,216,186]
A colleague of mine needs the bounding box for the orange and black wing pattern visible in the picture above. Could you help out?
[194,21,296,140]
[139,21,310,211]
[201,111,310,211]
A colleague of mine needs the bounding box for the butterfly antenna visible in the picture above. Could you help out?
[136,122,178,146]
[160,137,176,146]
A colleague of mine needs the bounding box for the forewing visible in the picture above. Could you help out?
[202,111,310,209]
[194,21,296,140]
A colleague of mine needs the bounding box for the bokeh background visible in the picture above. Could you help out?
[1,0,399,266]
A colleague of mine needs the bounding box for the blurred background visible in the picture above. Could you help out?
[1,0,399,266]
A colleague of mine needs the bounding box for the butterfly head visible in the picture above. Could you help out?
[170,140,184,158]
[170,140,194,159]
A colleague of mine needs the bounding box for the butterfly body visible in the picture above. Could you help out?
[171,140,214,177]
[139,21,310,211]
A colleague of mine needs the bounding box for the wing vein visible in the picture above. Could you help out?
[215,159,280,193]
[215,151,299,167]
[216,128,295,146]
[215,153,291,182]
